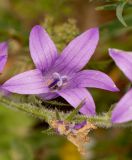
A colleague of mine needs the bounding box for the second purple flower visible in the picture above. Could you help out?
[109,49,132,123]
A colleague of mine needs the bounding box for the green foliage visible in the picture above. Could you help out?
[66,100,85,122]
[96,4,117,10]
[42,128,56,136]
[95,0,132,27]
[3,95,132,129]
[42,17,79,52]
[55,109,61,121]
[116,1,128,27]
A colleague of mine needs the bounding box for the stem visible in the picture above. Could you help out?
[0,96,60,123]
[75,114,112,128]
[0,96,112,128]
[43,100,70,107]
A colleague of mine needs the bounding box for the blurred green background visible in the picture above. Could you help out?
[0,0,132,159]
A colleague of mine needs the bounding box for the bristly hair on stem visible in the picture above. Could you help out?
[1,95,131,128]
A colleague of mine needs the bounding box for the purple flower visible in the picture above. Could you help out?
[0,42,8,73]
[0,42,8,95]
[2,25,118,116]
[109,49,132,123]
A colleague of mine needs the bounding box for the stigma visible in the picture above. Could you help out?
[48,72,68,91]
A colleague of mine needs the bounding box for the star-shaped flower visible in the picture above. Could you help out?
[109,48,132,123]
[2,25,118,116]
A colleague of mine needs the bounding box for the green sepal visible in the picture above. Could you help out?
[65,99,85,122]
[55,108,61,120]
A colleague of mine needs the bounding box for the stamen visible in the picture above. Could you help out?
[57,79,63,87]
[48,79,59,88]
[52,72,61,79]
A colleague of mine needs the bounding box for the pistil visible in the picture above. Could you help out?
[48,72,68,91]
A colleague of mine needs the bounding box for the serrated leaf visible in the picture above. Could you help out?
[66,99,85,121]
[116,1,128,27]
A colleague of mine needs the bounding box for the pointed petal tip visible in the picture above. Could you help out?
[84,27,99,39]
[113,86,120,92]
[109,48,116,57]
[108,85,119,92]
[31,25,43,30]
[88,27,99,36]
[108,48,113,55]
[30,25,46,34]
[109,48,123,57]
[90,27,99,32]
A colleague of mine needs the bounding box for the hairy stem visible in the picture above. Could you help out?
[0,96,112,128]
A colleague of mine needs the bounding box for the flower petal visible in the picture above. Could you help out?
[109,48,132,82]
[0,42,8,73]
[53,28,99,75]
[29,25,58,72]
[70,70,119,91]
[57,88,96,116]
[111,88,132,123]
[39,92,59,100]
[2,69,49,94]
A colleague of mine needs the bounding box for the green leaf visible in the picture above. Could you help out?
[96,4,117,11]
[65,99,85,122]
[100,14,132,42]
[116,1,128,27]
[55,108,61,120]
